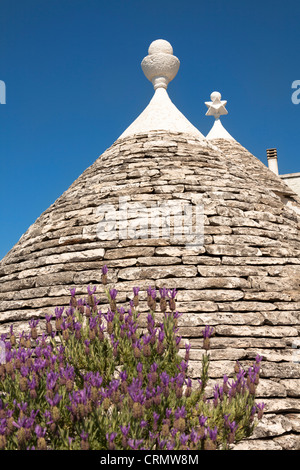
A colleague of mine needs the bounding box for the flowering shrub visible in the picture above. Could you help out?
[0,266,264,450]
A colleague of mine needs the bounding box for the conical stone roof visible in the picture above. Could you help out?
[1,40,300,450]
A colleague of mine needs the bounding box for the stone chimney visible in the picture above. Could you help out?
[267,148,279,175]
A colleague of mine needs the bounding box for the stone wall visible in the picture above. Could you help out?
[281,173,300,198]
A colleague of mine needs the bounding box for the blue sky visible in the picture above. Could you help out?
[0,0,299,260]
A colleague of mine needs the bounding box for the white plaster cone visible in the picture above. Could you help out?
[206,118,235,141]
[119,87,204,140]
[118,39,205,141]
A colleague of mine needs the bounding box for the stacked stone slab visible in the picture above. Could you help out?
[0,130,300,449]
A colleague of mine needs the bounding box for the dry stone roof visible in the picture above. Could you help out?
[1,130,300,449]
[1,39,300,450]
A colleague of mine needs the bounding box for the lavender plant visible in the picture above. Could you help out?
[0,266,265,450]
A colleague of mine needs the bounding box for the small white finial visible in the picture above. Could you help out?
[205,91,228,119]
[205,91,235,141]
[141,39,180,90]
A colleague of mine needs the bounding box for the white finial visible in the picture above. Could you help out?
[205,91,228,119]
[205,91,235,141]
[118,39,205,141]
[141,39,180,90]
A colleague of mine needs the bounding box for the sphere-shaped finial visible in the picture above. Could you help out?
[141,39,180,90]
[210,91,222,102]
[148,39,173,55]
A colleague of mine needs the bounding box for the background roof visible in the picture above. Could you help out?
[1,0,299,259]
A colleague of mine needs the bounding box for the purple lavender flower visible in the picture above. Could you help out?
[159,287,168,298]
[173,310,182,320]
[202,325,214,339]
[46,393,62,407]
[106,432,117,442]
[87,285,96,296]
[89,317,97,330]
[167,288,177,299]
[256,402,265,412]
[185,377,192,388]
[28,376,37,391]
[20,366,29,377]
[70,388,89,406]
[119,370,128,382]
[84,371,102,388]
[17,402,28,414]
[109,289,118,300]
[29,318,39,328]
[84,339,90,350]
[143,335,151,346]
[35,425,46,438]
[60,319,70,331]
[57,345,65,355]
[256,402,265,419]
[54,307,64,319]
[177,360,188,373]
[70,288,76,297]
[160,371,170,387]
[120,424,130,436]
[174,406,186,419]
[148,286,157,301]
[108,379,120,394]
[224,414,231,426]
[102,265,108,275]
[80,431,88,441]
[128,438,144,450]
[158,329,165,343]
[166,442,175,450]
[179,433,189,446]
[13,416,33,430]
[190,428,200,444]
[199,415,208,427]
[140,420,148,428]
[44,410,53,425]
[104,310,115,323]
[74,321,82,331]
[175,373,185,389]
[46,371,59,391]
[213,384,224,404]
[229,421,238,433]
[0,419,7,436]
[66,306,75,316]
[208,426,218,442]
[147,285,154,297]
[128,378,145,404]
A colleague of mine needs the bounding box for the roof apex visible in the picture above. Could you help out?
[205,91,235,141]
[118,39,205,141]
